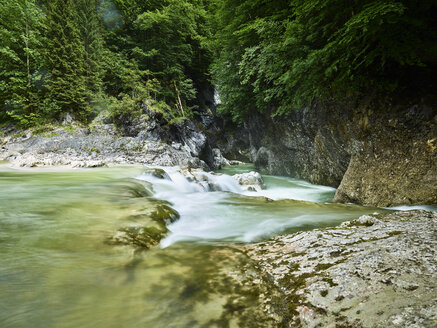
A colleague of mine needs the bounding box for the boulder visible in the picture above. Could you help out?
[106,202,179,249]
[232,171,266,192]
[143,167,170,180]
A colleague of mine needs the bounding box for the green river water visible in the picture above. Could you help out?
[0,164,421,327]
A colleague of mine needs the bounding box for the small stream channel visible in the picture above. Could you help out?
[0,164,428,327]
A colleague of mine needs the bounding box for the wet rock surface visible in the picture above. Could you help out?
[232,171,266,191]
[176,166,238,192]
[239,210,437,328]
[106,199,180,250]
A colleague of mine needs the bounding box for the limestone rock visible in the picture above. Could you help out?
[0,113,217,170]
[217,100,436,206]
[240,210,437,328]
[232,171,266,191]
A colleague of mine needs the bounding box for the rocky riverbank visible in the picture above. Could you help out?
[0,112,228,170]
[217,99,436,207]
[236,210,437,328]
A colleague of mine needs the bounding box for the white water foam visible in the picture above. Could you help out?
[135,166,379,247]
[385,204,437,211]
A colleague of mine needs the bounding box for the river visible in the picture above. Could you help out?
[0,164,430,327]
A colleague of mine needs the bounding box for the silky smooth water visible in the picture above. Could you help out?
[0,164,401,327]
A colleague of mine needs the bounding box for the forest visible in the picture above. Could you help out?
[1,0,436,126]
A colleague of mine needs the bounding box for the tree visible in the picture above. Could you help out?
[44,0,90,119]
[77,0,105,97]
[0,0,46,125]
[104,0,213,119]
[212,0,437,121]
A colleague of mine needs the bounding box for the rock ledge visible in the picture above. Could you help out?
[241,210,437,327]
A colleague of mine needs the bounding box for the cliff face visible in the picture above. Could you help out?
[219,98,437,207]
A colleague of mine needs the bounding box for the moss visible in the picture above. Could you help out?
[279,271,316,318]
[107,225,168,249]
[329,250,344,257]
[348,220,374,227]
[322,277,338,287]
[291,251,306,257]
[345,234,396,245]
[314,306,327,315]
[42,132,59,138]
[288,263,300,271]
[320,290,328,297]
[315,258,347,271]
[340,307,352,312]
[223,299,246,313]
[131,142,145,152]
[144,168,169,179]
[12,132,26,138]
[150,204,180,224]
[88,146,101,154]
[33,126,54,135]
[65,125,75,132]
[315,262,335,271]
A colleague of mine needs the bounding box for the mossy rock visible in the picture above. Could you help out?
[150,204,180,224]
[108,200,180,249]
[113,179,154,198]
[106,225,167,249]
[143,167,170,180]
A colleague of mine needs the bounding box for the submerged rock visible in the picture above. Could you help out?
[143,167,170,180]
[232,171,266,192]
[106,199,180,250]
[240,210,437,327]
[108,225,166,249]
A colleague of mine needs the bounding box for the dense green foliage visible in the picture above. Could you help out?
[0,0,46,125]
[1,0,436,126]
[212,0,437,122]
[0,0,213,126]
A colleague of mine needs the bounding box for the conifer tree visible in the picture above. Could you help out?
[77,0,105,96]
[45,0,90,119]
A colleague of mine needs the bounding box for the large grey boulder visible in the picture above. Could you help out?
[232,171,266,192]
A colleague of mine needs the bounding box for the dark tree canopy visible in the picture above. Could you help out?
[212,0,437,121]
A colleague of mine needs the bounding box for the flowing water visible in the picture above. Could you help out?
[0,164,424,327]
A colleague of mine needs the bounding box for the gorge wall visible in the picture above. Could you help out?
[217,98,437,207]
